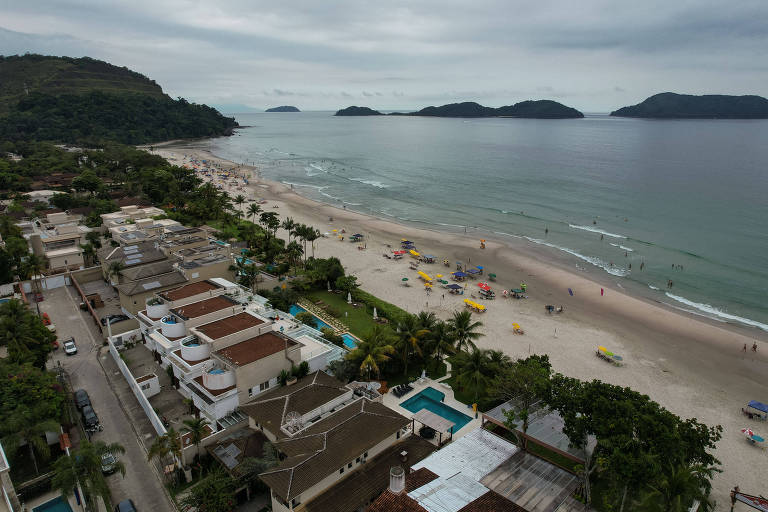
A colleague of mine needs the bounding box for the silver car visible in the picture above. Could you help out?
[63,338,77,355]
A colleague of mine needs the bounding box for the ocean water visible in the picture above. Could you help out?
[204,112,768,332]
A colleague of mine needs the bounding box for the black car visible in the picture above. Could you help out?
[101,314,130,326]
[73,389,91,410]
[82,405,101,430]
[115,499,137,512]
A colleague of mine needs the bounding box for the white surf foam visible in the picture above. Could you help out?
[609,243,634,252]
[524,237,629,276]
[569,224,626,239]
[349,177,389,188]
[648,284,660,290]
[665,293,768,332]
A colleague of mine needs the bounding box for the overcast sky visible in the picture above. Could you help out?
[2,0,767,112]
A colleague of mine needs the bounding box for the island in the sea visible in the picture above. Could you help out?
[406,100,584,119]
[611,92,768,119]
[265,105,300,112]
[335,100,583,118]
[334,106,384,116]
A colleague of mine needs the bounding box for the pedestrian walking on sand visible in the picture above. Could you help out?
[743,343,747,352]
[640,261,644,271]
[753,342,758,352]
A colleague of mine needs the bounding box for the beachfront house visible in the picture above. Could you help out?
[17,211,92,272]
[242,371,430,512]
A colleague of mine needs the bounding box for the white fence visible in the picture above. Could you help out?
[107,336,167,437]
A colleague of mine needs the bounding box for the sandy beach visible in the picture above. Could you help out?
[151,141,768,505]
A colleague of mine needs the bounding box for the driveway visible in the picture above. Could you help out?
[42,285,174,511]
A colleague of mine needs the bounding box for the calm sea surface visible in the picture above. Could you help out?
[205,112,768,331]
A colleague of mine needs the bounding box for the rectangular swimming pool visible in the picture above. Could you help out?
[33,496,74,512]
[288,305,357,349]
[400,386,473,433]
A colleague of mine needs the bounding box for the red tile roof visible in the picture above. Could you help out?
[161,280,219,301]
[195,311,264,339]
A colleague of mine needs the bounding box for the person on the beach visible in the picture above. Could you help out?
[545,227,548,235]
[753,342,758,352]
[640,262,645,271]
[600,234,604,240]
[743,343,747,352]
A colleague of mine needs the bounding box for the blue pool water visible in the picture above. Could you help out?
[289,305,357,348]
[0,298,9,304]
[400,387,473,433]
[33,496,74,512]
[209,369,225,374]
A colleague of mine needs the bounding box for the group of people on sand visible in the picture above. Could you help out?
[743,342,758,352]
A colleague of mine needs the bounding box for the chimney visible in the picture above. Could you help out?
[389,466,405,494]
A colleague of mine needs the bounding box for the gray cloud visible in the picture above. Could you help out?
[1,1,767,111]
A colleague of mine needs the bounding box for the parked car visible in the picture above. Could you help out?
[115,499,137,512]
[82,405,101,431]
[101,314,129,326]
[73,389,91,410]
[101,452,118,474]
[63,338,77,356]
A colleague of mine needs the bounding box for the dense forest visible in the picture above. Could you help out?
[0,55,237,144]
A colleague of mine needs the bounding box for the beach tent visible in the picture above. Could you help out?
[446,284,462,290]
[417,271,433,282]
[478,282,491,291]
[409,249,421,257]
[748,401,768,417]
[466,268,481,275]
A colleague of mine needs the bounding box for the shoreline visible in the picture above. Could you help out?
[150,139,768,504]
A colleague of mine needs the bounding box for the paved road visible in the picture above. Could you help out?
[43,285,174,511]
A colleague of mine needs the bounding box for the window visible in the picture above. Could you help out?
[397,430,401,439]
[248,387,254,397]
[140,383,150,391]
[364,452,368,458]
[291,497,301,507]
[259,380,270,392]
[347,462,352,469]
[339,467,344,474]
[356,457,360,463]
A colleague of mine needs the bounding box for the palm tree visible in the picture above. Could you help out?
[85,231,102,249]
[107,261,125,285]
[233,194,246,218]
[2,407,59,475]
[415,311,438,331]
[305,227,320,258]
[23,254,45,316]
[447,310,484,352]
[450,348,493,403]
[80,243,96,267]
[285,241,303,271]
[345,325,396,380]
[281,217,297,244]
[148,428,182,475]
[247,203,262,224]
[52,440,126,510]
[427,321,455,365]
[487,349,513,370]
[635,464,714,512]
[181,417,210,462]
[395,314,429,377]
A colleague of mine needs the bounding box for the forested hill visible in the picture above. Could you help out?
[610,92,768,118]
[409,100,584,118]
[0,54,238,144]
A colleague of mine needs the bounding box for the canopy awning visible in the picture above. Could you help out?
[446,284,462,290]
[412,408,456,433]
[748,400,768,414]
[466,268,481,274]
[452,271,468,277]
[418,271,433,281]
[410,249,420,256]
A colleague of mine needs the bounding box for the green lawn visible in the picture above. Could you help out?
[305,291,381,338]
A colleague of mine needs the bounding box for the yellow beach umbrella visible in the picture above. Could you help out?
[598,346,607,353]
[512,322,521,330]
[436,274,443,278]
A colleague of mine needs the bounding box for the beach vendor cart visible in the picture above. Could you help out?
[451,271,468,282]
[420,254,436,264]
[743,400,768,421]
[393,250,406,260]
[446,283,463,295]
[477,282,495,300]
[741,428,765,446]
[510,288,524,299]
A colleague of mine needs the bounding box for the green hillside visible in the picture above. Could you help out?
[0,54,237,144]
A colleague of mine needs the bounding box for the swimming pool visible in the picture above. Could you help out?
[288,305,357,349]
[33,496,74,512]
[400,387,473,433]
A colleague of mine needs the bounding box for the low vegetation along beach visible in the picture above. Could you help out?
[153,140,768,506]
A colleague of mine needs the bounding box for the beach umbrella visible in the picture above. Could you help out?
[327,281,332,292]
[402,277,409,281]
[436,274,443,278]
[598,346,608,353]
[347,292,352,304]
[373,307,378,319]
[742,428,755,437]
[332,229,338,232]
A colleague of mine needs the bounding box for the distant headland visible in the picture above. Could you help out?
[266,105,300,112]
[611,92,768,119]
[335,100,583,118]
[334,106,383,116]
